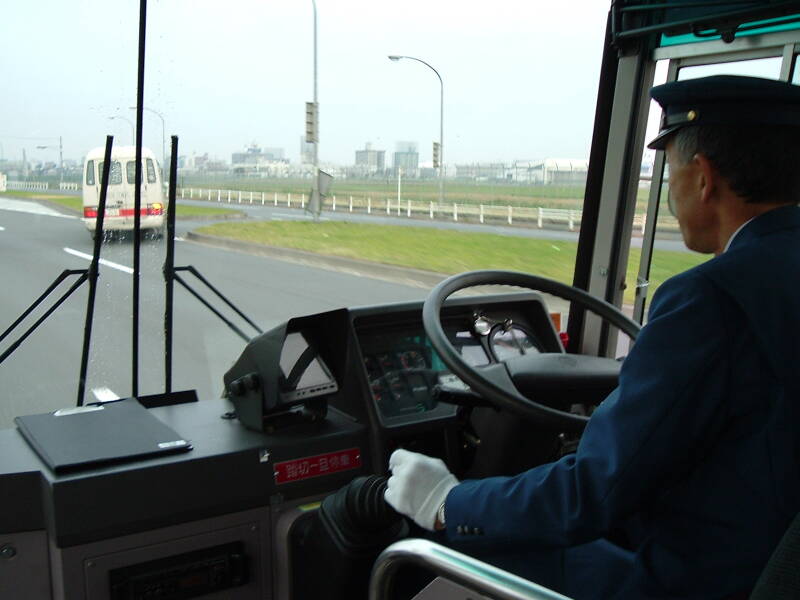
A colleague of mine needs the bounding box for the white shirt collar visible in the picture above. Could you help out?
[723,217,754,253]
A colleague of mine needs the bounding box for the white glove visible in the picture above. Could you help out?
[384,448,459,531]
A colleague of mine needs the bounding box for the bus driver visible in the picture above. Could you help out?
[385,75,800,599]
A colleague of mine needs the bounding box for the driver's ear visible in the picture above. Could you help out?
[693,153,718,206]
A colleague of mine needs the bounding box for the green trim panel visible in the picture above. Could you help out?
[660,16,800,47]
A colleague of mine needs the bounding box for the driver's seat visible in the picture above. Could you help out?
[749,510,800,599]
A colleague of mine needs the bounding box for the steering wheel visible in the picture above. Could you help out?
[422,270,641,432]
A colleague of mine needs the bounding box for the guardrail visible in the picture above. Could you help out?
[5,181,80,192]
[178,186,661,233]
[7,181,49,191]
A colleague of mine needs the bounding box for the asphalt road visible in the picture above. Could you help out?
[0,197,429,429]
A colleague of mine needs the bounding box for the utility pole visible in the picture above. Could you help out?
[397,166,402,209]
[310,0,320,219]
[58,136,64,184]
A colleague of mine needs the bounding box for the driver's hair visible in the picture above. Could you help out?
[672,124,800,205]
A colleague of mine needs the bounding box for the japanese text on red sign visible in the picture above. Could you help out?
[274,447,361,484]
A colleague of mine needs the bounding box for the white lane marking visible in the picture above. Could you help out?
[63,247,134,274]
[0,197,77,219]
[174,236,185,241]
[92,387,121,402]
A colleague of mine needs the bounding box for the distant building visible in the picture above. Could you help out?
[232,144,285,166]
[231,143,288,176]
[393,141,418,176]
[419,166,438,179]
[354,142,385,175]
[205,158,229,173]
[525,159,589,185]
[300,136,314,164]
[186,153,209,171]
[179,153,228,173]
[451,159,589,184]
[454,162,506,181]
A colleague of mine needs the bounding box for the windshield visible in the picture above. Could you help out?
[0,1,745,427]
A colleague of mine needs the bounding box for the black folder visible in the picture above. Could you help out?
[15,398,192,474]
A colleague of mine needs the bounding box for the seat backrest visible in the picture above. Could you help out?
[749,511,800,599]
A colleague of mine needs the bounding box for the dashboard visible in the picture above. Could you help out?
[223,290,568,471]
[350,292,563,424]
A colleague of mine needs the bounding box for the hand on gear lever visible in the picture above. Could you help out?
[384,449,459,531]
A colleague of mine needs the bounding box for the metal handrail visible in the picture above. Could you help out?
[368,539,572,600]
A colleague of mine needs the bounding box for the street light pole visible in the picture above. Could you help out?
[130,106,166,183]
[388,55,444,205]
[311,0,320,219]
[35,137,65,183]
[108,116,135,144]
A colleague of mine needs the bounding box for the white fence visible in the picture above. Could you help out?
[5,181,80,192]
[178,186,656,233]
[7,181,49,191]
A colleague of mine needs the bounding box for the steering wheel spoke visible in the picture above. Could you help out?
[475,362,520,396]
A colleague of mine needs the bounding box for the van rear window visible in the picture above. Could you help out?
[126,161,138,184]
[146,158,157,183]
[126,160,158,184]
[98,161,122,185]
[85,160,95,186]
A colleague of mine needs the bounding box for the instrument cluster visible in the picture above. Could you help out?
[362,344,438,417]
[356,307,552,420]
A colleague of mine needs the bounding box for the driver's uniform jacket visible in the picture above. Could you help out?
[444,204,800,599]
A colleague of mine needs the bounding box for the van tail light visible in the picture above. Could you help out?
[147,202,164,216]
[559,332,570,351]
[84,207,98,218]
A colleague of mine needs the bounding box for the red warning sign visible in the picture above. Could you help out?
[274,447,362,484]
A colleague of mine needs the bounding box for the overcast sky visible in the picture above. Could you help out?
[2,1,612,166]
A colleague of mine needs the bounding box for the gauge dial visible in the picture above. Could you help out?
[399,349,427,370]
[377,353,395,371]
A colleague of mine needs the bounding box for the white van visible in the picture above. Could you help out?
[82,146,165,239]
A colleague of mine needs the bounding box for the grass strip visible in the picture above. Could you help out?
[174,204,245,217]
[196,221,708,303]
[1,190,78,202]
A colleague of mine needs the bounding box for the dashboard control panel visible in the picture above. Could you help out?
[351,293,562,424]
